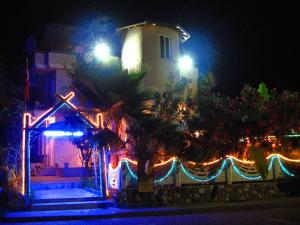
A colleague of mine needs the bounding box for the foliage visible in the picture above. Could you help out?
[258,82,270,100]
[186,78,300,161]
[0,58,24,210]
[187,92,240,161]
[249,146,269,179]
[67,60,151,171]
[0,59,23,186]
[68,60,150,124]
[128,78,192,161]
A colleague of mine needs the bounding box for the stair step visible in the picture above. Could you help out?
[33,196,103,203]
[31,182,82,190]
[31,200,114,211]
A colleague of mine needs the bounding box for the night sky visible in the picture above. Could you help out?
[1,0,299,96]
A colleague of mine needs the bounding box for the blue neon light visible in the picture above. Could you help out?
[229,158,262,180]
[154,160,176,183]
[122,160,138,179]
[268,155,276,171]
[276,156,295,177]
[180,159,227,182]
[35,103,66,128]
[64,104,94,128]
[98,152,103,197]
[43,130,84,137]
[121,159,176,183]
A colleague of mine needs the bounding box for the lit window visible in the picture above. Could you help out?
[160,35,170,59]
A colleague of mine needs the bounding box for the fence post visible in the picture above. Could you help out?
[272,157,280,180]
[121,162,127,190]
[225,161,232,184]
[175,160,182,187]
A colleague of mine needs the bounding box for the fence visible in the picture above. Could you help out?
[112,154,299,190]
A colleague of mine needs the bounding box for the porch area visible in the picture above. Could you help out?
[30,176,111,211]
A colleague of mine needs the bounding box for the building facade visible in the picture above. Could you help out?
[23,21,199,198]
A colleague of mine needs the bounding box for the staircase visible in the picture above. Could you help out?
[31,195,114,211]
[31,177,114,211]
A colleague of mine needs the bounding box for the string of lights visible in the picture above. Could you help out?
[180,160,227,182]
[228,158,262,180]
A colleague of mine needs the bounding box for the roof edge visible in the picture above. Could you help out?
[117,21,190,42]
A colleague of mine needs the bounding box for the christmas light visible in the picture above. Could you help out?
[180,160,227,182]
[268,155,276,171]
[122,159,137,179]
[86,113,103,128]
[226,155,255,164]
[276,156,295,177]
[203,158,222,166]
[21,91,102,196]
[61,91,78,110]
[228,158,261,180]
[186,158,221,166]
[121,158,177,183]
[266,153,300,163]
[154,157,176,167]
[154,159,176,183]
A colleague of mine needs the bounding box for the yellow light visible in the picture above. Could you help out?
[120,157,176,168]
[203,158,221,166]
[62,92,77,110]
[226,155,255,164]
[266,153,300,163]
[154,157,176,167]
[86,113,103,128]
[21,114,27,195]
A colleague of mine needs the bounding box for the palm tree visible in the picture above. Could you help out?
[67,60,151,155]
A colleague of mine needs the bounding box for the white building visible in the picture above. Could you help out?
[27,21,198,174]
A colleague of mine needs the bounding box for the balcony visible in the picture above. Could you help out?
[34,51,77,70]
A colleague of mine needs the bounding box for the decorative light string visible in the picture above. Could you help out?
[266,153,300,163]
[121,159,138,179]
[21,91,300,195]
[180,159,227,182]
[154,159,176,183]
[268,155,277,171]
[122,154,298,183]
[228,158,262,180]
[226,155,255,165]
[276,156,295,177]
[121,158,177,183]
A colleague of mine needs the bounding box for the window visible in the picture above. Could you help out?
[160,35,170,59]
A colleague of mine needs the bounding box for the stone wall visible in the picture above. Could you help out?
[116,182,284,207]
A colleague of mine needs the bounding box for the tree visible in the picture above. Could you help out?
[0,59,23,183]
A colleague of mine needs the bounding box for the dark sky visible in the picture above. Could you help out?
[1,0,299,96]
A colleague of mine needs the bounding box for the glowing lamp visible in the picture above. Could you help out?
[94,43,110,61]
[43,131,83,137]
[178,55,193,72]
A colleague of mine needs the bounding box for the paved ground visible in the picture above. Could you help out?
[2,207,300,225]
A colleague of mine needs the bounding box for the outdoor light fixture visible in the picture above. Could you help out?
[43,131,84,137]
[94,43,110,61]
[178,55,193,72]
